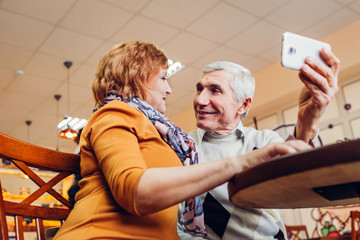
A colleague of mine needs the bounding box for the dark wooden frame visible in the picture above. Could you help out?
[0,133,80,240]
[351,211,360,240]
[285,224,310,240]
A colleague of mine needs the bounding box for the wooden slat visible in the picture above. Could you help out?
[13,160,73,208]
[0,133,80,173]
[0,181,9,240]
[0,132,79,239]
[351,211,360,240]
[14,216,24,240]
[4,201,71,220]
[35,218,45,240]
[19,172,72,208]
[285,225,309,239]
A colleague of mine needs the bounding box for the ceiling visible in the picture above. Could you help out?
[1,0,360,153]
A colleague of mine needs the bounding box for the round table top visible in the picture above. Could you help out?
[228,139,360,209]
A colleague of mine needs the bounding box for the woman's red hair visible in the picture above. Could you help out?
[92,41,168,107]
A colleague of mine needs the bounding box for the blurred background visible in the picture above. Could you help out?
[1,0,360,152]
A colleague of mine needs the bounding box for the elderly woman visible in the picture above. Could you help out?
[53,41,309,240]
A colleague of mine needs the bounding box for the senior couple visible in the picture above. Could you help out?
[53,41,340,240]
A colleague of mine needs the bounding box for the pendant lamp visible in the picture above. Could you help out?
[25,120,32,143]
[54,94,61,150]
[58,61,78,140]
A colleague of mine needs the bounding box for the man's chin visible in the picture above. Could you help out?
[196,121,214,131]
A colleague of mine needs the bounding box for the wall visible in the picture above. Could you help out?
[170,19,360,130]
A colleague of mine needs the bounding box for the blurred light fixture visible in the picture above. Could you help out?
[16,69,24,76]
[54,94,61,151]
[57,116,87,138]
[25,120,32,143]
[20,172,29,179]
[59,127,78,139]
[57,61,88,140]
[167,59,185,79]
[58,61,78,140]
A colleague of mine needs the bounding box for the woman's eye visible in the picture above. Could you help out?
[212,88,221,93]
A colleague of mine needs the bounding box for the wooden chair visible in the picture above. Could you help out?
[0,133,80,240]
[285,224,310,240]
[351,211,360,240]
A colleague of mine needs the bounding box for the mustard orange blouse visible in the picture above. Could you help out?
[54,100,183,240]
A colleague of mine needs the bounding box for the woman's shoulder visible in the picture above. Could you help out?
[93,100,144,120]
[86,100,149,131]
[99,100,142,113]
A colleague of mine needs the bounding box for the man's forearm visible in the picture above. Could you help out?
[295,120,319,143]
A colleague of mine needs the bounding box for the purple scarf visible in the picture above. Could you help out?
[102,91,207,237]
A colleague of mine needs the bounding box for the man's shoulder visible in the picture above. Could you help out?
[243,126,277,135]
[189,127,282,143]
[189,128,205,144]
[243,126,283,143]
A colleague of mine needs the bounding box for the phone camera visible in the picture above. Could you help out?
[288,47,296,55]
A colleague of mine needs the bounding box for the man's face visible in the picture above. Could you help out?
[193,70,249,134]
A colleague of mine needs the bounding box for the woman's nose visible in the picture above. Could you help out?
[166,81,172,95]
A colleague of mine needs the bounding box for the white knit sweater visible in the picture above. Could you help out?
[177,123,288,240]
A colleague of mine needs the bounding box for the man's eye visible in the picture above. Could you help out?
[212,88,221,93]
[161,77,167,80]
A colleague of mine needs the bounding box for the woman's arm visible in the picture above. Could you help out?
[135,140,311,215]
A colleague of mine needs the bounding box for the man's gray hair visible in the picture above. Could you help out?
[202,61,255,118]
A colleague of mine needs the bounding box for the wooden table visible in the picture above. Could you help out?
[229,139,360,209]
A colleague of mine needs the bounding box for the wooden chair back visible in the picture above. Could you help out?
[0,133,80,240]
[351,211,360,240]
[285,224,310,240]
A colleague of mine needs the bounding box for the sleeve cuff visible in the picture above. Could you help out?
[286,126,320,147]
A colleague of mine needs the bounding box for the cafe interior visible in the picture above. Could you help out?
[0,0,360,239]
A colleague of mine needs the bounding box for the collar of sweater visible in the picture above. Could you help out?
[203,129,244,144]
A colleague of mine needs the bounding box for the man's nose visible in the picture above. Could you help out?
[195,91,209,105]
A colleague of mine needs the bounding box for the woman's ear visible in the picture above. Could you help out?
[237,97,252,116]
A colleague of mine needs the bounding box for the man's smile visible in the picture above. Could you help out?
[197,111,216,115]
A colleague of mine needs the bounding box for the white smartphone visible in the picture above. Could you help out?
[281,32,331,70]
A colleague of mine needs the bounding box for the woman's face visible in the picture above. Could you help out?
[144,68,172,114]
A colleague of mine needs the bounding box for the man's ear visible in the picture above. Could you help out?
[237,97,252,116]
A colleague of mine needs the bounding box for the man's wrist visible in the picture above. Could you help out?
[294,123,318,147]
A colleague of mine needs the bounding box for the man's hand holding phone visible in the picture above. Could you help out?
[281,32,331,70]
[281,32,340,144]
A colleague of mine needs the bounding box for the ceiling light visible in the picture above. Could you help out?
[25,120,32,143]
[15,69,24,75]
[167,59,185,79]
[59,128,78,139]
[57,116,87,132]
[56,61,87,140]
[58,61,78,140]
[54,94,61,151]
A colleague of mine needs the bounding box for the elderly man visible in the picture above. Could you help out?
[177,48,340,239]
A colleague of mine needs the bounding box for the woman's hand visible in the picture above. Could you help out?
[232,140,312,172]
